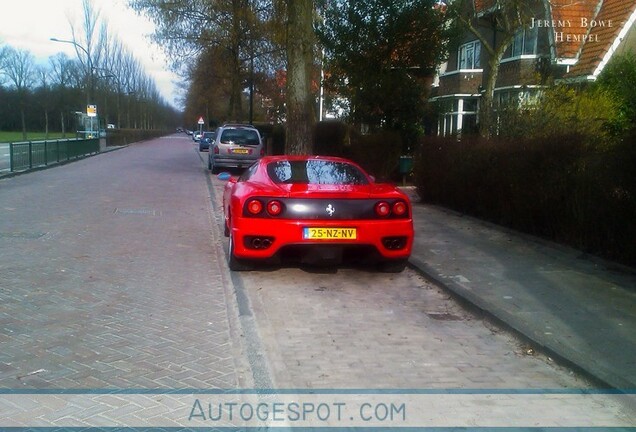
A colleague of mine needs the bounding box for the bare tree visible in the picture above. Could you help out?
[1,46,36,139]
[67,0,108,105]
[102,39,129,128]
[130,0,283,122]
[0,42,8,86]
[35,66,53,137]
[49,53,74,87]
[130,0,243,119]
[49,53,77,136]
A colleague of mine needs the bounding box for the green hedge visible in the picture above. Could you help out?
[105,129,171,147]
[345,129,403,182]
[414,133,636,266]
[311,121,404,182]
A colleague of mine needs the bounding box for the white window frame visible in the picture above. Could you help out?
[458,40,481,70]
[504,27,539,60]
[436,96,480,136]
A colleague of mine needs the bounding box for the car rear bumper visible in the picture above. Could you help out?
[212,156,260,169]
[231,217,413,261]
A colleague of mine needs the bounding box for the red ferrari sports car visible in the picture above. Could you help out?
[222,155,414,272]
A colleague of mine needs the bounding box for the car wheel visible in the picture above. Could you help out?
[228,233,251,271]
[209,157,219,174]
[380,259,408,273]
[198,144,204,152]
[224,216,230,237]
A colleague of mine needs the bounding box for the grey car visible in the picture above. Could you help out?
[208,124,264,173]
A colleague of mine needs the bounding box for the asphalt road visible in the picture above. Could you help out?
[0,143,9,172]
[0,134,634,428]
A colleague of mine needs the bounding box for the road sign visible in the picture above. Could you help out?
[87,105,97,117]
[197,117,204,125]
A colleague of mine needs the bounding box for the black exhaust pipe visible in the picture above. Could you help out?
[245,236,274,249]
[383,237,406,250]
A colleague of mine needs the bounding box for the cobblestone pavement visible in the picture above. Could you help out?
[0,135,250,389]
[219,257,590,390]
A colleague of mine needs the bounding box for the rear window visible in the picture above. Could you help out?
[219,128,260,146]
[203,132,215,138]
[267,160,369,185]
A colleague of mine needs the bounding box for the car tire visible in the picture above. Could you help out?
[380,259,408,273]
[209,157,219,174]
[228,233,251,271]
[198,144,204,152]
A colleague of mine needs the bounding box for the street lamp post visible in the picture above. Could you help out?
[242,48,285,125]
[50,37,93,106]
[249,56,254,124]
[50,37,96,137]
[93,67,138,129]
[93,68,120,128]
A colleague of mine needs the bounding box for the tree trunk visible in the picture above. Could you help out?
[45,109,49,139]
[480,37,512,138]
[228,0,244,121]
[20,105,27,140]
[285,0,315,155]
[117,93,121,129]
[228,47,244,121]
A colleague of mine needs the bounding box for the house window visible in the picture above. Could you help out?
[437,97,480,136]
[505,26,538,58]
[496,89,542,108]
[458,41,481,70]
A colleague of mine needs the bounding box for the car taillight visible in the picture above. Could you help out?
[392,201,407,217]
[375,201,391,217]
[375,200,408,218]
[267,200,283,216]
[247,199,263,215]
[260,148,265,157]
[214,146,219,154]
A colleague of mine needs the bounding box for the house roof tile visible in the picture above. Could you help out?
[566,0,636,78]
[469,0,634,80]
[549,0,602,59]
[473,0,496,13]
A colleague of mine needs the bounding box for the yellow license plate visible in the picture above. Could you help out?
[303,227,357,240]
[232,148,249,154]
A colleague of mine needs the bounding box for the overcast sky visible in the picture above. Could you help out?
[0,0,182,109]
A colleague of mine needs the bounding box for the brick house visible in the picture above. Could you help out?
[430,0,636,136]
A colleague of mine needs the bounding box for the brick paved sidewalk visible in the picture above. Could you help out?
[406,199,636,389]
[0,136,251,389]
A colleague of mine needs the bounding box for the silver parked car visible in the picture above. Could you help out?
[208,124,264,173]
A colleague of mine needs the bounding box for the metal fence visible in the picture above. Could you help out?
[7,138,100,173]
